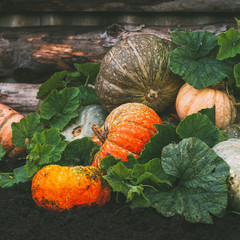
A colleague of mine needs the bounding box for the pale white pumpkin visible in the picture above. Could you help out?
[213,139,240,210]
[61,104,108,141]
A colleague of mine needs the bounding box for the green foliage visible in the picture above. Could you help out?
[40,88,80,130]
[11,112,44,148]
[36,62,100,99]
[137,124,181,164]
[62,137,100,166]
[26,128,68,177]
[170,30,229,89]
[102,137,229,224]
[170,19,240,95]
[149,138,229,224]
[0,166,29,188]
[176,112,226,147]
[1,62,102,188]
[36,70,69,99]
[74,62,100,85]
[217,27,240,60]
[78,85,100,106]
[0,145,5,160]
[234,62,240,87]
[100,107,230,223]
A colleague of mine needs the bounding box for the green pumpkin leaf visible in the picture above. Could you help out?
[103,162,133,196]
[0,146,5,160]
[28,144,55,165]
[36,70,69,99]
[126,185,151,208]
[40,87,80,130]
[137,124,181,164]
[170,30,231,89]
[199,106,216,125]
[132,158,174,186]
[0,166,29,188]
[74,62,100,85]
[176,112,226,147]
[11,113,44,148]
[146,138,229,224]
[234,62,240,87]
[100,156,121,171]
[235,18,240,30]
[78,85,100,106]
[29,128,65,149]
[171,29,218,54]
[217,27,240,60]
[63,137,99,166]
[26,128,67,177]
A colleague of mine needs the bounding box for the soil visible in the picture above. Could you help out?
[0,156,240,240]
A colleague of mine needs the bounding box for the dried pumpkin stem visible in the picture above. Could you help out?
[92,123,108,144]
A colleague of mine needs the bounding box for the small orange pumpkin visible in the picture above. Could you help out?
[31,165,111,211]
[175,83,237,129]
[0,103,26,157]
[91,102,162,167]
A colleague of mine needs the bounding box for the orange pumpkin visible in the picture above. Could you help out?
[0,103,26,157]
[31,165,111,211]
[91,102,162,167]
[176,83,237,129]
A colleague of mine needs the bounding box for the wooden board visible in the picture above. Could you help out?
[0,83,40,115]
[0,23,231,83]
[0,0,240,12]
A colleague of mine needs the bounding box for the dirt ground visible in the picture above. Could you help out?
[0,156,240,240]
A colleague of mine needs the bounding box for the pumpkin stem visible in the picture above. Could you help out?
[92,123,108,144]
[235,102,240,106]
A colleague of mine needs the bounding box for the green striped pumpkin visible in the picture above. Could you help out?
[95,34,183,113]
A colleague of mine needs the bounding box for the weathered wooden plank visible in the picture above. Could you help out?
[0,23,231,83]
[0,83,40,115]
[0,0,240,12]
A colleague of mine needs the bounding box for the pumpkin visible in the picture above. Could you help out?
[95,34,183,114]
[223,124,240,139]
[31,165,111,211]
[212,139,240,210]
[91,102,162,167]
[0,103,26,157]
[61,104,108,142]
[176,83,237,129]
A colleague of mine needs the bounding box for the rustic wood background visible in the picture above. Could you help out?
[0,0,240,114]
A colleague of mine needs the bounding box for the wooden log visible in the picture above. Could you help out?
[0,23,232,82]
[0,0,239,12]
[0,83,41,115]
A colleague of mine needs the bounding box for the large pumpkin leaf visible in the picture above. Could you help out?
[36,70,69,99]
[63,137,100,166]
[40,87,80,130]
[199,106,216,125]
[170,30,231,89]
[11,113,44,148]
[146,138,229,224]
[176,112,226,147]
[78,85,100,106]
[137,124,181,164]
